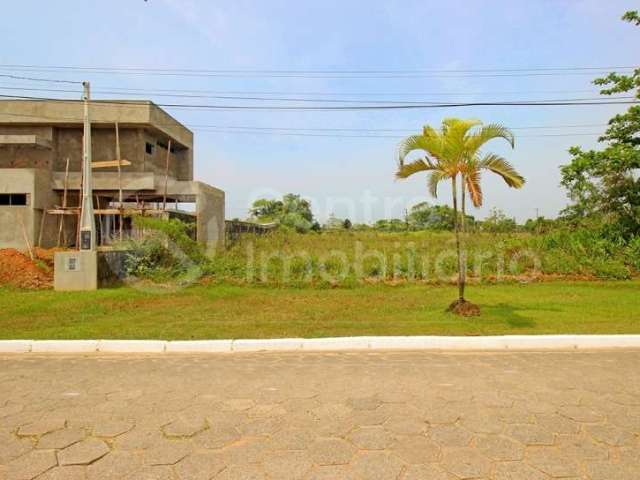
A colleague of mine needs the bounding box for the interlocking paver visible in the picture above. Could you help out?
[143,441,191,466]
[57,438,110,466]
[347,426,396,450]
[474,434,524,461]
[86,451,143,480]
[17,418,66,437]
[216,464,266,480]
[36,466,86,480]
[504,424,554,446]
[394,435,441,464]
[2,351,640,479]
[93,419,134,438]
[6,450,57,480]
[0,432,31,464]
[174,452,226,480]
[585,423,635,446]
[493,462,549,480]
[309,438,356,465]
[350,451,405,479]
[163,418,207,438]
[430,425,472,447]
[36,428,85,450]
[441,448,492,479]
[262,450,313,480]
[401,463,449,480]
[526,446,582,478]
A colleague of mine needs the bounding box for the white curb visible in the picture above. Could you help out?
[2,335,640,354]
[97,340,166,353]
[0,340,32,353]
[302,336,373,351]
[32,340,98,353]
[166,340,232,353]
[232,338,305,352]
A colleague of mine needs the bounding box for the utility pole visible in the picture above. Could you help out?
[78,81,96,251]
[54,80,98,290]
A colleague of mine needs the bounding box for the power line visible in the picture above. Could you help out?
[0,85,628,105]
[0,93,637,111]
[0,64,636,80]
[0,109,610,133]
[0,74,82,85]
[189,128,605,139]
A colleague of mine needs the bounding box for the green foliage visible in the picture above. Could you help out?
[561,11,640,239]
[481,208,517,233]
[123,217,205,282]
[406,202,474,230]
[250,193,315,232]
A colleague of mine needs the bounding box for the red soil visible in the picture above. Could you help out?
[0,248,56,289]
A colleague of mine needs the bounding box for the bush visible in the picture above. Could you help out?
[123,217,206,283]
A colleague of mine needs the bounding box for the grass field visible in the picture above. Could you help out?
[1,281,638,339]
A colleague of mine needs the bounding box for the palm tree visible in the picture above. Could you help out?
[396,118,525,314]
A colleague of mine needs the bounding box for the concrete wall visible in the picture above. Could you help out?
[0,126,54,169]
[0,168,56,249]
[195,182,225,253]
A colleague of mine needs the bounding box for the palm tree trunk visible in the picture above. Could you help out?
[451,176,464,301]
[460,174,467,301]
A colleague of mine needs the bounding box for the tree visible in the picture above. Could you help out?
[397,118,524,314]
[481,208,517,233]
[250,193,316,233]
[560,11,640,238]
[343,218,352,229]
[407,202,474,230]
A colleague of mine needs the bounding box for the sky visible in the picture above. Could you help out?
[1,0,638,223]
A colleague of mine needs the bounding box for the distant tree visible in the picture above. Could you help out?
[397,118,524,313]
[560,11,640,238]
[343,218,352,229]
[407,202,474,230]
[250,193,315,233]
[374,218,407,232]
[324,213,344,230]
[481,208,517,233]
[249,198,283,222]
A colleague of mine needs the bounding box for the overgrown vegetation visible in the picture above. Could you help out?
[205,228,638,286]
[123,216,205,283]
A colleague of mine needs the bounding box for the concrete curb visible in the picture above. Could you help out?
[2,335,640,354]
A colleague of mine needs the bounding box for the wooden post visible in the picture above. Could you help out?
[18,211,34,260]
[37,210,46,248]
[115,122,123,241]
[95,195,103,246]
[58,157,70,246]
[163,139,171,210]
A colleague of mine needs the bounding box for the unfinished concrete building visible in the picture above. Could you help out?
[0,99,225,252]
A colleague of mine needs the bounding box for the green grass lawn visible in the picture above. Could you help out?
[0,281,638,339]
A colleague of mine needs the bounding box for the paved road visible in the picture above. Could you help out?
[1,351,639,480]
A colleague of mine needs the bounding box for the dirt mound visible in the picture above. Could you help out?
[447,298,481,317]
[0,248,54,289]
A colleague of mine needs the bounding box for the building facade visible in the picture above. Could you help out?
[0,99,225,252]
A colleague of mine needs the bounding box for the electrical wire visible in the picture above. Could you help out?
[0,93,637,111]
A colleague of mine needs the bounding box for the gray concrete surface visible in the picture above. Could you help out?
[1,351,639,479]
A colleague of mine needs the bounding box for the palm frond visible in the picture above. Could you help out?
[465,170,483,207]
[396,158,435,179]
[479,153,525,188]
[466,124,515,153]
[427,170,449,198]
